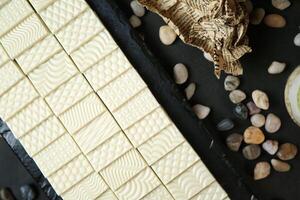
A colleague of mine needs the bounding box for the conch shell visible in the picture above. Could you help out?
[138,0,252,78]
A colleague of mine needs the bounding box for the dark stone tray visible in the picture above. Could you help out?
[115,0,300,200]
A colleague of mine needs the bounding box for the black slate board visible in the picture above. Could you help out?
[115,0,300,200]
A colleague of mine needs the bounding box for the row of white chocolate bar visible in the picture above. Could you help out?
[0,0,229,199]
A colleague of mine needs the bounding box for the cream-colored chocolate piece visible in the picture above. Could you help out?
[100,149,146,190]
[59,93,105,134]
[29,51,78,96]
[142,185,173,200]
[96,189,118,200]
[0,0,33,36]
[74,112,120,154]
[0,2,228,199]
[19,116,65,156]
[113,88,160,129]
[0,44,9,66]
[0,14,48,58]
[87,132,132,172]
[56,9,104,54]
[33,133,80,176]
[166,161,215,200]
[115,168,161,200]
[0,61,23,96]
[152,142,200,184]
[16,35,62,74]
[71,29,118,72]
[98,68,147,111]
[45,74,93,115]
[190,182,228,200]
[0,78,38,120]
[48,154,93,195]
[40,0,88,33]
[7,98,52,138]
[138,125,184,165]
[84,49,132,91]
[125,107,171,147]
[61,173,108,200]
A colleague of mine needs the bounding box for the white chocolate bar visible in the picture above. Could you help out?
[0,1,228,199]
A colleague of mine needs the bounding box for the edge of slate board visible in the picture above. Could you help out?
[0,0,255,199]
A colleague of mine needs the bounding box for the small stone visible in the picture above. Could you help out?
[224,75,240,91]
[254,162,271,180]
[233,103,248,120]
[130,0,145,17]
[252,90,269,110]
[129,15,141,28]
[247,101,261,115]
[265,113,281,133]
[250,114,265,127]
[0,188,15,200]
[217,118,234,131]
[264,14,286,28]
[229,90,246,104]
[268,61,286,74]
[243,144,261,160]
[245,0,253,14]
[192,104,210,119]
[185,83,196,100]
[244,126,265,144]
[20,185,36,200]
[226,133,243,151]
[272,0,291,10]
[262,140,279,155]
[271,159,291,172]
[203,52,213,62]
[294,33,300,47]
[277,143,298,160]
[250,8,265,25]
[173,63,188,84]
[159,25,177,45]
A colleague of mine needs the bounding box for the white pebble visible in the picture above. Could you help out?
[193,104,211,119]
[294,33,300,47]
[265,113,281,133]
[203,52,213,62]
[173,63,188,84]
[185,83,196,100]
[272,0,291,10]
[129,15,141,28]
[250,114,266,128]
[252,90,269,110]
[268,61,286,74]
[130,0,145,17]
[159,25,177,45]
[229,90,246,104]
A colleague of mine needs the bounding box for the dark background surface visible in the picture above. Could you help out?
[0,0,299,200]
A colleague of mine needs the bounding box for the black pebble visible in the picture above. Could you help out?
[217,118,234,131]
[233,103,248,120]
[20,185,36,200]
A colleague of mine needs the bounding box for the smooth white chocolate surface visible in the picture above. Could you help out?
[0,1,228,199]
